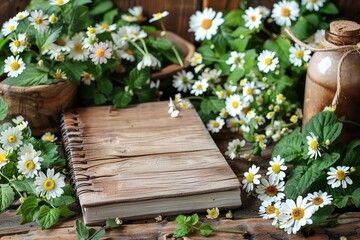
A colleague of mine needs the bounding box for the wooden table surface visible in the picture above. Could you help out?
[0,130,359,240]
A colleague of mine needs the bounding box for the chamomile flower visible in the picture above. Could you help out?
[306,132,321,159]
[271,0,300,27]
[207,117,225,133]
[80,71,94,85]
[17,152,43,179]
[126,25,147,40]
[17,121,28,131]
[243,81,261,103]
[219,108,228,118]
[10,37,26,54]
[137,53,161,70]
[323,105,336,112]
[0,148,9,169]
[225,94,242,117]
[206,207,220,219]
[18,143,39,157]
[68,33,88,61]
[149,11,169,23]
[225,139,246,160]
[255,134,267,150]
[121,14,136,23]
[257,6,271,18]
[89,42,112,65]
[28,10,49,33]
[226,117,240,132]
[50,0,70,5]
[15,10,29,21]
[276,94,286,105]
[116,47,135,62]
[242,164,261,192]
[128,6,144,22]
[41,132,58,142]
[226,51,245,72]
[279,196,315,234]
[190,79,209,96]
[199,69,221,85]
[327,166,353,188]
[1,19,19,36]
[172,70,194,93]
[179,100,192,109]
[302,0,326,11]
[0,127,23,150]
[259,201,281,221]
[86,26,96,37]
[256,175,285,202]
[4,55,26,78]
[289,44,311,67]
[267,155,287,181]
[189,8,224,41]
[53,69,67,80]
[49,14,58,24]
[95,23,116,34]
[257,50,279,73]
[306,191,332,211]
[190,52,203,66]
[34,168,65,200]
[243,7,262,30]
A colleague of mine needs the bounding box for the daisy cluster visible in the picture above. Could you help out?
[0,115,73,229]
[170,1,338,158]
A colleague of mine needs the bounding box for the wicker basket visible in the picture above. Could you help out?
[0,80,78,137]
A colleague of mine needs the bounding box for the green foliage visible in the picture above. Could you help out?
[0,98,8,121]
[76,218,121,240]
[34,205,60,230]
[0,184,15,212]
[3,65,50,86]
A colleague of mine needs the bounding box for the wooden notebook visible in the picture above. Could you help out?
[61,101,241,225]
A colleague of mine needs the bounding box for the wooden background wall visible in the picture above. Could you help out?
[1,0,359,43]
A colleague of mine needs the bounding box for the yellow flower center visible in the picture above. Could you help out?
[201,18,212,30]
[312,197,324,206]
[295,50,304,59]
[232,101,239,109]
[309,139,318,150]
[96,48,105,58]
[43,179,55,191]
[264,57,272,66]
[125,49,134,55]
[17,14,24,19]
[0,154,7,163]
[83,72,92,80]
[272,163,281,174]
[255,135,264,141]
[265,205,275,215]
[309,0,317,3]
[246,173,254,183]
[251,15,257,22]
[101,23,109,30]
[13,40,20,47]
[9,25,16,31]
[212,121,220,128]
[155,13,162,19]
[88,27,95,34]
[246,87,253,95]
[196,84,203,91]
[7,134,16,143]
[281,7,290,17]
[74,43,83,53]
[56,38,66,46]
[265,185,278,196]
[291,207,304,220]
[57,0,64,4]
[49,15,57,23]
[54,72,63,79]
[208,208,219,218]
[35,17,44,25]
[45,135,54,141]
[335,170,346,180]
[24,160,35,171]
[275,208,280,217]
[290,115,298,123]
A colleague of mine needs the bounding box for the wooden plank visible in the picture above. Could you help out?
[0,0,30,26]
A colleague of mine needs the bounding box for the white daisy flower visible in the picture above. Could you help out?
[327,166,353,188]
[271,0,300,27]
[116,47,135,62]
[17,152,43,179]
[243,7,262,30]
[49,14,58,24]
[306,191,332,211]
[17,121,28,131]
[225,94,243,117]
[0,126,23,150]
[9,36,26,54]
[49,0,70,5]
[81,71,95,85]
[18,143,39,158]
[1,19,18,37]
[243,81,261,103]
[53,69,67,80]
[68,33,88,61]
[199,69,221,85]
[194,64,205,73]
[257,50,279,73]
[306,132,321,159]
[121,14,136,22]
[255,134,267,150]
[137,53,161,70]
[275,94,286,105]
[302,0,326,11]
[89,42,112,65]
[189,8,224,41]
[126,25,147,40]
[242,164,261,192]
[95,23,116,34]
[207,117,225,133]
[257,6,271,18]
[0,148,9,169]
[225,139,246,160]
[267,155,287,181]
[224,84,237,97]
[12,115,24,125]
[206,207,220,219]
[226,51,245,72]
[190,79,209,96]
[279,196,315,234]
[149,11,169,23]
[226,117,240,132]
[259,201,281,221]
[219,108,228,118]
[190,52,203,66]
[128,6,144,22]
[172,70,194,93]
[179,100,192,109]
[4,55,26,78]
[86,26,96,37]
[289,44,312,67]
[41,132,58,142]
[15,10,29,21]
[256,175,285,202]
[28,10,49,33]
[34,168,65,200]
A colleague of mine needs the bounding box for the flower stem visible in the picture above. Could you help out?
[159,21,183,67]
[213,228,245,234]
[0,172,24,199]
[139,38,149,54]
[262,27,274,39]
[338,119,360,128]
[203,56,226,63]
[128,40,146,56]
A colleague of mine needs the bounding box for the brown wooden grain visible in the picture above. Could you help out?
[0,0,30,26]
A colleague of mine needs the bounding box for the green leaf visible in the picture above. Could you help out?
[3,65,50,86]
[0,185,15,212]
[175,215,186,224]
[244,49,257,74]
[1,162,18,181]
[48,195,75,207]
[58,205,75,218]
[224,9,243,27]
[230,38,249,52]
[272,128,305,162]
[311,205,335,225]
[315,152,340,171]
[90,0,113,15]
[106,218,120,228]
[197,45,215,65]
[66,6,89,35]
[227,67,245,84]
[135,87,156,103]
[173,223,190,238]
[10,179,37,195]
[343,140,360,166]
[36,27,62,50]
[334,195,349,208]
[150,38,173,50]
[91,229,106,240]
[73,0,92,6]
[284,165,308,199]
[200,97,225,114]
[263,37,291,68]
[76,219,89,240]
[57,62,87,85]
[98,78,113,96]
[320,2,339,15]
[190,213,199,225]
[142,26,157,33]
[290,164,322,198]
[94,93,107,105]
[104,9,118,24]
[212,30,229,55]
[352,188,360,208]
[19,196,40,224]
[231,26,253,38]
[303,111,342,143]
[130,67,150,88]
[305,14,320,28]
[291,17,310,40]
[0,98,8,120]
[199,223,213,237]
[113,91,133,108]
[35,205,60,229]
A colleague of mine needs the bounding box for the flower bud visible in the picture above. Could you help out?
[155,215,162,222]
[350,167,356,173]
[17,175,24,181]
[115,218,123,225]
[325,139,331,146]
[55,52,65,62]
[38,60,44,66]
[225,210,233,219]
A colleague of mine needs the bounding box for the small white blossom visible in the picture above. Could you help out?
[289,44,311,67]
[189,8,224,41]
[172,70,194,93]
[149,11,169,23]
[327,166,353,188]
[1,19,19,36]
[190,79,208,96]
[226,51,245,72]
[257,50,279,73]
[242,164,261,192]
[207,117,225,133]
[225,139,246,160]
[301,0,326,11]
[306,191,332,211]
[137,53,161,70]
[271,0,300,27]
[267,155,287,181]
[28,10,49,33]
[243,7,262,30]
[306,132,321,159]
